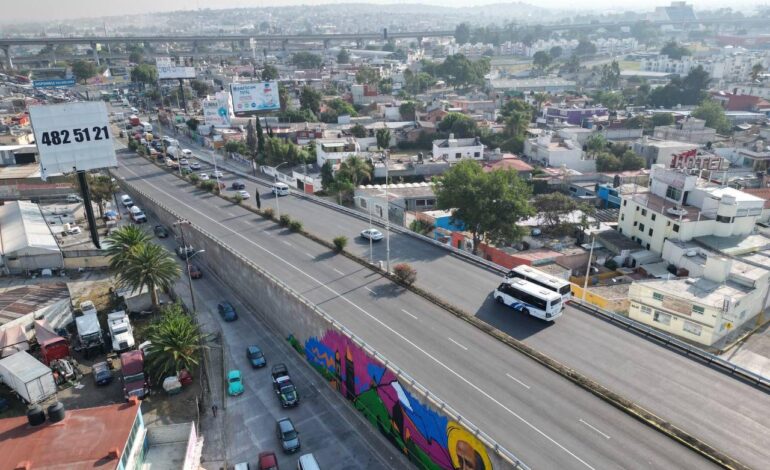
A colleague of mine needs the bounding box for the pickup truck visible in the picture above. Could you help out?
[271,363,289,390]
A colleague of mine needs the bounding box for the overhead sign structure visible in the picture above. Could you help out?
[156,57,195,80]
[230,81,281,115]
[29,101,116,179]
[32,78,76,89]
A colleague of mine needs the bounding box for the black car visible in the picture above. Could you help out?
[275,376,299,408]
[154,225,169,238]
[217,301,238,322]
[176,245,195,260]
[231,181,246,190]
[187,263,202,279]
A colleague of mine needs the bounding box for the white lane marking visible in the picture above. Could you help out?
[506,373,531,390]
[282,240,292,247]
[400,309,418,320]
[305,252,315,259]
[364,286,376,295]
[448,337,468,351]
[333,268,345,275]
[262,230,273,236]
[226,212,237,217]
[579,419,611,440]
[119,162,595,470]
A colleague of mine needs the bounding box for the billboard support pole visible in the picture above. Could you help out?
[178,78,187,113]
[77,170,101,249]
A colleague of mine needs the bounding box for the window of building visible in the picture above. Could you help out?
[618,228,623,234]
[639,223,645,232]
[455,153,462,159]
[360,199,367,209]
[648,228,654,236]
[692,305,704,315]
[633,221,638,227]
[621,214,625,221]
[623,200,627,207]
[415,199,426,207]
[651,214,656,221]
[716,215,734,223]
[636,206,639,211]
[474,152,480,158]
[673,224,680,233]
[640,305,652,314]
[641,209,647,216]
[653,292,664,301]
[665,185,682,201]
[653,311,672,326]
[683,321,702,336]
[646,243,651,249]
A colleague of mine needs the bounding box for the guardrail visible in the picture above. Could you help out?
[120,179,530,470]
[571,298,770,391]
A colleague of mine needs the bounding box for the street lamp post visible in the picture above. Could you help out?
[383,152,391,273]
[274,161,289,219]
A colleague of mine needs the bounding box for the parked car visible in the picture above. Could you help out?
[231,181,246,190]
[237,190,251,199]
[257,451,279,470]
[179,158,189,166]
[181,166,193,175]
[92,361,113,386]
[187,263,202,279]
[66,194,82,203]
[360,228,384,241]
[154,225,169,238]
[274,376,299,408]
[271,364,289,389]
[246,345,266,368]
[189,161,202,170]
[227,369,244,396]
[276,418,300,454]
[176,245,195,260]
[198,173,210,180]
[218,301,238,322]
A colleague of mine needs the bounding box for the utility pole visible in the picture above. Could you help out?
[582,236,595,302]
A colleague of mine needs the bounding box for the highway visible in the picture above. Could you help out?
[180,138,769,469]
[113,150,716,469]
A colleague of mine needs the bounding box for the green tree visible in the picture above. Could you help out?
[116,242,180,309]
[128,49,143,64]
[278,84,289,112]
[189,79,213,98]
[337,48,350,64]
[435,160,533,254]
[436,54,489,88]
[600,60,621,90]
[356,66,380,86]
[454,23,472,45]
[751,63,765,82]
[186,118,199,132]
[651,113,674,127]
[692,99,731,134]
[596,152,622,172]
[376,128,391,151]
[88,175,119,218]
[350,123,368,138]
[246,119,257,158]
[225,140,248,154]
[585,134,608,157]
[337,156,373,187]
[620,150,646,171]
[300,86,321,114]
[104,225,152,272]
[399,101,416,120]
[533,193,579,232]
[549,46,563,59]
[71,60,97,83]
[320,161,335,190]
[404,71,435,94]
[130,64,158,87]
[261,64,279,81]
[661,40,691,60]
[256,119,265,157]
[575,39,597,56]
[624,114,647,130]
[291,52,322,68]
[438,113,479,138]
[532,51,552,74]
[144,304,210,381]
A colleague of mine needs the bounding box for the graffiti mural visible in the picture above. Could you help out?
[302,329,492,470]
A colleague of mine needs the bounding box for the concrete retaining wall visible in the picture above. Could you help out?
[125,185,527,470]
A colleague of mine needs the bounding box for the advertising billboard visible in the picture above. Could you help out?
[230,81,281,115]
[29,101,116,179]
[156,57,196,80]
[203,91,233,128]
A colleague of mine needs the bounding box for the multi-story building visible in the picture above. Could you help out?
[523,131,596,173]
[616,165,764,254]
[640,51,770,83]
[653,117,718,144]
[632,137,698,167]
[431,134,484,162]
[545,105,608,126]
[315,137,370,167]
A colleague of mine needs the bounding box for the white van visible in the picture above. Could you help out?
[120,195,134,207]
[297,453,320,470]
[140,121,153,133]
[272,182,290,196]
[233,463,250,470]
[129,205,147,223]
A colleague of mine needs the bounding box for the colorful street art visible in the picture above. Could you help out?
[302,329,493,470]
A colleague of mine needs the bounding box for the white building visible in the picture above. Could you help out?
[0,201,62,274]
[653,117,718,144]
[523,131,596,173]
[315,137,371,167]
[616,165,764,254]
[431,134,484,162]
[640,51,770,83]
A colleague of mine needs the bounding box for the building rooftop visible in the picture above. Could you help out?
[636,276,753,306]
[0,282,69,327]
[630,191,705,222]
[356,182,435,199]
[482,155,533,173]
[0,201,60,256]
[696,233,770,256]
[0,401,139,470]
[0,163,41,180]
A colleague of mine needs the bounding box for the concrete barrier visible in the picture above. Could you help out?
[125,185,528,470]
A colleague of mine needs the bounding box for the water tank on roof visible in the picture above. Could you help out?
[47,402,65,423]
[27,405,46,426]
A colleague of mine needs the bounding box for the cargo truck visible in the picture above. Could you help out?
[75,301,105,358]
[120,350,149,400]
[0,351,57,404]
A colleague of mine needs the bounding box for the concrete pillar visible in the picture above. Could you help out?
[0,45,12,70]
[192,41,199,65]
[49,43,56,67]
[323,39,330,50]
[91,42,100,67]
[282,39,288,51]
[356,38,363,49]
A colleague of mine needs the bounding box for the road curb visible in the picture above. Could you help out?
[133,148,748,470]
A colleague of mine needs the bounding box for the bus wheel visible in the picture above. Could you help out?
[495,296,504,304]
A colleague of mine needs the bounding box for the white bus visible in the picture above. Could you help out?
[493,278,563,321]
[506,265,572,304]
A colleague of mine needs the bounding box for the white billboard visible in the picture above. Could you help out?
[29,101,116,179]
[156,57,196,80]
[203,91,233,128]
[230,81,281,115]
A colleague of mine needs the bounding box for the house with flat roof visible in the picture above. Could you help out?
[431,134,484,162]
[653,117,718,144]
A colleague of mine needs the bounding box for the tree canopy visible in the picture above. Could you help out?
[291,52,322,69]
[692,99,731,134]
[71,60,97,83]
[261,64,279,81]
[299,86,322,114]
[130,64,158,86]
[337,48,350,64]
[435,160,533,254]
[144,303,210,381]
[438,113,479,138]
[661,41,691,60]
[648,65,709,108]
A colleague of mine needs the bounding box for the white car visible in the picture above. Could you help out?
[212,170,224,178]
[237,190,250,199]
[189,161,202,170]
[360,228,384,241]
[199,173,210,180]
[182,149,193,157]
[179,158,189,166]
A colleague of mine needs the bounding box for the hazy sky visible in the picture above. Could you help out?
[1,0,753,24]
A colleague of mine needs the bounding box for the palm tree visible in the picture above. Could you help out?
[117,242,180,309]
[144,303,210,381]
[339,155,372,187]
[104,225,152,271]
[376,128,391,152]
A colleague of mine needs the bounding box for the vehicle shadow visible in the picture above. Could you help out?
[474,293,553,341]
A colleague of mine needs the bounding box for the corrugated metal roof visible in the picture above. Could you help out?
[0,200,59,256]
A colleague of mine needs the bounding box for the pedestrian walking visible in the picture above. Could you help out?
[255,189,261,209]
[211,404,218,417]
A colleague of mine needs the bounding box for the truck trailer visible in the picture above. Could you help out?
[0,351,57,404]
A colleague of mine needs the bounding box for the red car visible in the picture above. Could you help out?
[258,451,278,470]
[187,263,202,279]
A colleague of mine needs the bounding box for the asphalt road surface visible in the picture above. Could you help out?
[113,148,720,469]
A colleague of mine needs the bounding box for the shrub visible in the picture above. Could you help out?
[288,220,303,232]
[604,259,618,270]
[279,214,291,227]
[127,139,138,151]
[188,174,200,184]
[199,180,217,192]
[393,263,417,286]
[262,208,274,219]
[233,193,243,204]
[333,236,348,252]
